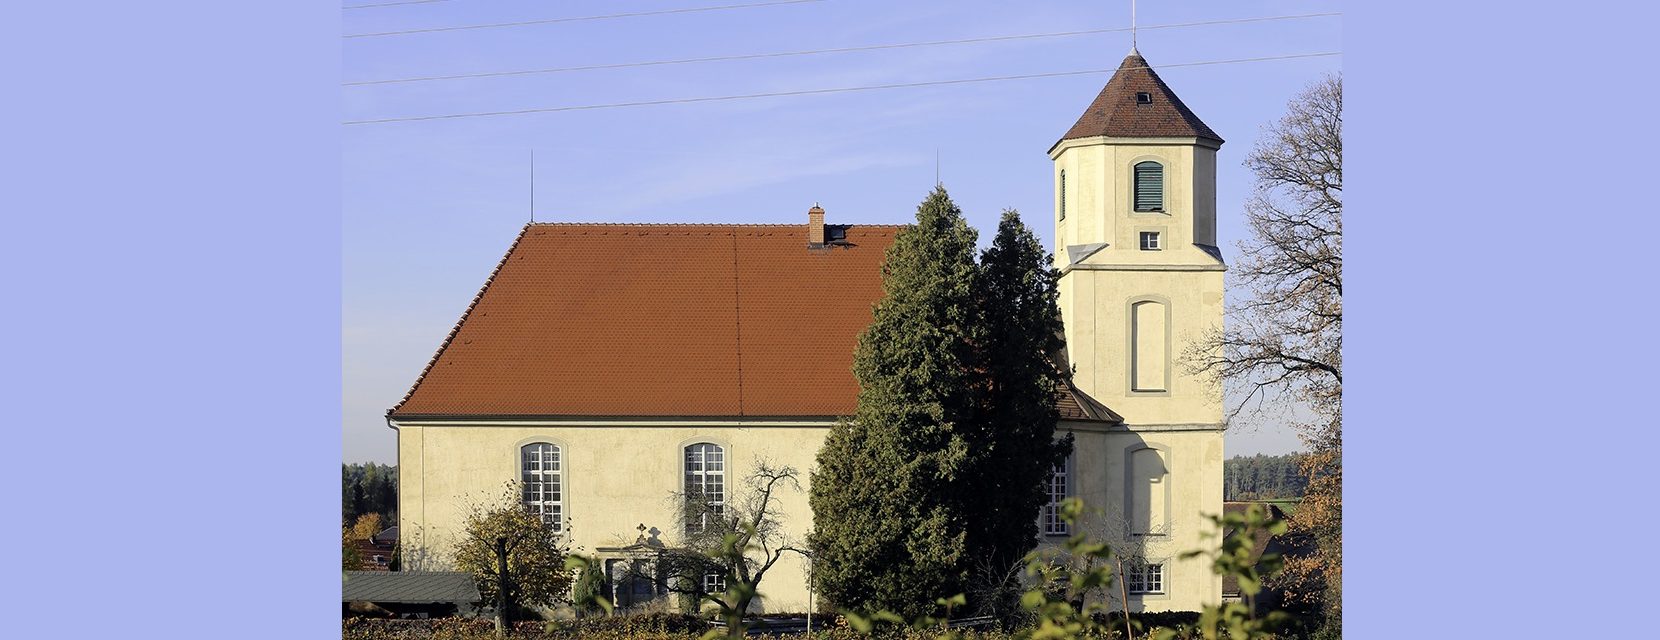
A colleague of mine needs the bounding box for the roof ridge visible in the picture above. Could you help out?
[526,221,907,228]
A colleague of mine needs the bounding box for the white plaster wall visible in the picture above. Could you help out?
[1045,425,1226,612]
[397,422,829,613]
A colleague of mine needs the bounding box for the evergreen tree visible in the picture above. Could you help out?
[965,210,1072,575]
[1223,453,1309,500]
[809,186,982,618]
[342,462,399,526]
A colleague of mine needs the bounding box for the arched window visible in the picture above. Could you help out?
[520,443,562,530]
[1134,161,1164,212]
[1059,170,1067,220]
[1042,455,1071,535]
[1128,447,1169,535]
[684,443,726,533]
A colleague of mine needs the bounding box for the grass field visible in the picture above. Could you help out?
[1260,498,1301,515]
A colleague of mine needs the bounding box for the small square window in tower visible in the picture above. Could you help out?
[1139,231,1161,251]
[1135,91,1153,104]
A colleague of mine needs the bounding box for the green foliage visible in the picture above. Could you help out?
[810,192,1072,621]
[995,499,1295,640]
[566,555,614,617]
[809,186,983,618]
[451,486,574,616]
[1223,454,1309,501]
[1174,505,1292,640]
[1017,499,1120,640]
[967,210,1073,578]
[344,462,398,527]
[696,524,769,640]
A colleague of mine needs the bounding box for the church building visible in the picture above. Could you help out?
[388,50,1225,614]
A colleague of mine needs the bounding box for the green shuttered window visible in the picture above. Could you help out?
[1059,170,1067,220]
[1134,161,1164,212]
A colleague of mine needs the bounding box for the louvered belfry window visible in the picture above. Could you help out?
[1134,161,1164,212]
[1059,170,1067,220]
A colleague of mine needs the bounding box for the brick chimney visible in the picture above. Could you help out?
[807,203,825,246]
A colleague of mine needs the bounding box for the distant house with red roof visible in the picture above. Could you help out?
[350,526,398,572]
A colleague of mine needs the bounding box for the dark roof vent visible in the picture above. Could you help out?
[1135,91,1153,104]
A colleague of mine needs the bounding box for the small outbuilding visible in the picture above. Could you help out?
[343,571,480,619]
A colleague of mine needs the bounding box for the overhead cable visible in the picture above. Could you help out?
[343,52,1342,125]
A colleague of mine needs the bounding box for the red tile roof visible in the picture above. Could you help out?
[390,222,1120,423]
[390,223,901,418]
[1056,51,1223,147]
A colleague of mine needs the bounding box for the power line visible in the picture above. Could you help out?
[344,0,452,9]
[345,12,1339,86]
[343,51,1340,125]
[345,0,827,39]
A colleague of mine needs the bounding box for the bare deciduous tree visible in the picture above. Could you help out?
[645,462,807,617]
[1192,73,1341,418]
[1187,73,1342,628]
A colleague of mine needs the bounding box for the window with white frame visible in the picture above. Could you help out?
[1139,231,1161,251]
[1126,560,1165,594]
[703,572,727,595]
[521,443,562,530]
[1042,457,1071,535]
[684,443,726,533]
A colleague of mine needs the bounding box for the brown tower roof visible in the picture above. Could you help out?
[1055,51,1223,147]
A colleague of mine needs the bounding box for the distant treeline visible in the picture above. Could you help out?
[1224,453,1308,501]
[343,463,397,528]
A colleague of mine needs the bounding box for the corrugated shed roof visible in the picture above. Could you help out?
[1056,51,1223,147]
[390,223,901,418]
[343,571,480,603]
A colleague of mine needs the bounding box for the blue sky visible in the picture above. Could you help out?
[342,0,1342,463]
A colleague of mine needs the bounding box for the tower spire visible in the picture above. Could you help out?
[1130,0,1138,54]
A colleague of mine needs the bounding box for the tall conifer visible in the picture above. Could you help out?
[965,210,1072,576]
[808,186,981,618]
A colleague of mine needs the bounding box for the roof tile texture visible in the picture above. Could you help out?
[1058,52,1222,144]
[390,223,899,418]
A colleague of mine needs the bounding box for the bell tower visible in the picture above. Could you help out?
[1050,50,1226,427]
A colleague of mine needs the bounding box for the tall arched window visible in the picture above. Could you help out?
[520,443,562,530]
[1128,447,1169,535]
[1134,161,1164,212]
[1042,455,1071,535]
[1059,170,1067,220]
[684,443,726,533]
[1131,300,1168,392]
